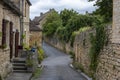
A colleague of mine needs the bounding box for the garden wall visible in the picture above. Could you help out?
[44,25,120,80]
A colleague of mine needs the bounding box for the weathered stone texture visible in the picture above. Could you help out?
[0,1,20,78]
[0,49,12,78]
[73,28,95,74]
[112,0,120,43]
[29,31,42,47]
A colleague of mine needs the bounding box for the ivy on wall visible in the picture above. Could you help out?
[89,24,106,78]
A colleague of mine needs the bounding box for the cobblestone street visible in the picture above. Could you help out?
[35,42,87,80]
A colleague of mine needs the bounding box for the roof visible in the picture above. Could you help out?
[2,0,22,16]
[26,0,32,6]
[30,21,42,32]
[33,15,45,24]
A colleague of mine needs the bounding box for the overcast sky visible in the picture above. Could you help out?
[30,0,96,19]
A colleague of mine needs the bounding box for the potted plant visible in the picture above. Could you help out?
[26,59,33,72]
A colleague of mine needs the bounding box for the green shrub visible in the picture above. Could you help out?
[89,24,106,72]
[73,62,84,72]
[32,68,42,79]
[37,48,44,64]
[26,59,33,67]
[69,51,75,60]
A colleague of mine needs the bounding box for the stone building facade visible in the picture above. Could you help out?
[29,9,54,47]
[11,0,31,46]
[0,0,21,78]
[29,21,42,47]
[0,0,31,78]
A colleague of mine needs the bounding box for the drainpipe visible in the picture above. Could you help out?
[20,0,24,45]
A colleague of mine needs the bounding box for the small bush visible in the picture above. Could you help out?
[69,51,75,60]
[32,68,42,79]
[26,59,33,67]
[73,62,84,72]
[37,48,44,64]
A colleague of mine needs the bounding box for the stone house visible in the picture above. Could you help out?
[29,21,42,47]
[11,0,31,46]
[0,0,31,78]
[29,9,54,47]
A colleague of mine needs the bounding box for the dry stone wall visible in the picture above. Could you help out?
[45,25,120,80]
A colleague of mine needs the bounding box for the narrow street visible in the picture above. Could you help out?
[36,42,87,80]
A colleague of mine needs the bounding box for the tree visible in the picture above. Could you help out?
[60,9,78,26]
[89,0,113,22]
[43,10,62,37]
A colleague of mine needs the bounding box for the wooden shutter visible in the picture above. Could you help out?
[15,30,19,57]
[10,22,13,59]
[2,19,6,47]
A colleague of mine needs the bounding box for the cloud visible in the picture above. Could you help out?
[30,0,96,19]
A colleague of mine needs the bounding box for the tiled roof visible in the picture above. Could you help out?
[30,21,42,31]
[26,0,32,6]
[2,0,22,16]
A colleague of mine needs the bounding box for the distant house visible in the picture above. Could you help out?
[0,0,31,78]
[29,21,42,47]
[29,9,54,47]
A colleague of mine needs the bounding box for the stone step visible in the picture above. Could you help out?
[12,60,26,63]
[13,66,27,70]
[13,63,26,66]
[13,70,28,73]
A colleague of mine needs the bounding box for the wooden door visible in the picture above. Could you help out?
[15,30,19,57]
[10,22,13,59]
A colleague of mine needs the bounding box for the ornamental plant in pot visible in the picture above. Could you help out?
[26,59,33,72]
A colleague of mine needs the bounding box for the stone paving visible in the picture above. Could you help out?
[5,73,32,80]
[34,42,87,80]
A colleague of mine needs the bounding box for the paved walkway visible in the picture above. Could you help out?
[5,73,32,80]
[35,42,87,80]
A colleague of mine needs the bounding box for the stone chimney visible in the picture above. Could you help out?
[40,13,43,16]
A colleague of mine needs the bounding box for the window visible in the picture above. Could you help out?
[2,19,7,48]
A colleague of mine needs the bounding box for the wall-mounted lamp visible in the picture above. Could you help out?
[12,28,16,33]
[24,28,26,32]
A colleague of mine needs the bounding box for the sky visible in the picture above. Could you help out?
[30,0,96,19]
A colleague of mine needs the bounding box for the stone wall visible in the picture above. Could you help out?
[112,0,120,43]
[30,31,42,47]
[0,1,20,78]
[44,25,120,80]
[0,49,12,78]
[73,28,95,74]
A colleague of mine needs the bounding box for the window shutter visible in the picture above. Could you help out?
[2,19,6,47]
[10,22,13,46]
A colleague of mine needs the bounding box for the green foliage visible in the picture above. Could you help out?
[70,27,91,47]
[89,0,113,22]
[89,24,106,72]
[37,47,44,64]
[69,51,75,60]
[43,9,101,46]
[72,62,84,72]
[58,14,96,43]
[43,10,62,37]
[32,68,42,79]
[70,32,77,47]
[22,43,30,50]
[26,53,33,67]
[21,34,26,39]
[60,9,78,26]
[2,44,7,49]
[26,59,33,67]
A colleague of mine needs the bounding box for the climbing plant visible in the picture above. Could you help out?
[89,24,106,72]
